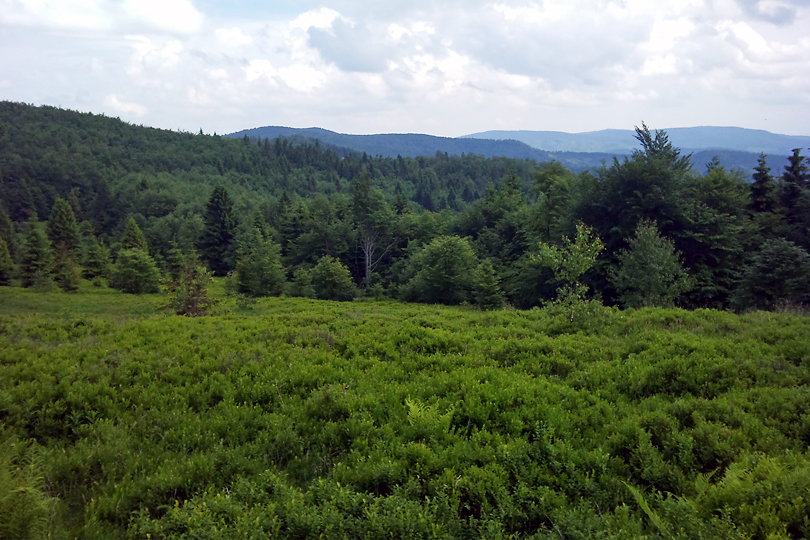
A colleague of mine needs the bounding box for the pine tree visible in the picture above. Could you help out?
[199,186,237,276]
[472,259,505,310]
[19,222,54,288]
[234,227,286,297]
[120,216,148,252]
[111,249,161,294]
[0,237,14,286]
[609,220,693,308]
[46,197,80,255]
[749,154,777,213]
[53,254,82,292]
[167,252,215,316]
[80,236,111,279]
[0,206,17,263]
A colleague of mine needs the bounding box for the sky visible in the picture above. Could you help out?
[1,0,808,137]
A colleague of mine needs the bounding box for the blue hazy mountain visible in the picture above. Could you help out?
[461,126,810,156]
[228,125,808,173]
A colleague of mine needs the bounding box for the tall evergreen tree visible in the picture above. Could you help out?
[0,237,14,286]
[46,197,80,255]
[749,154,777,213]
[609,220,692,308]
[120,216,149,252]
[234,227,286,297]
[19,222,54,288]
[199,186,237,276]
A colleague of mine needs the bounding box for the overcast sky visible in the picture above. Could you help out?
[1,0,808,137]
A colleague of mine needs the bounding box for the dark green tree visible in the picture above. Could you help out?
[234,227,286,297]
[19,222,54,288]
[53,254,82,292]
[199,186,238,276]
[733,238,810,310]
[120,216,149,252]
[0,206,17,263]
[0,237,14,285]
[609,220,692,308]
[167,252,215,316]
[80,237,111,279]
[111,249,161,294]
[749,154,777,213]
[46,197,80,255]
[310,256,356,301]
[780,148,810,249]
[472,259,505,310]
[401,235,478,305]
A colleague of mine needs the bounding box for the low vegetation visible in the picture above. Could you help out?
[1,285,808,538]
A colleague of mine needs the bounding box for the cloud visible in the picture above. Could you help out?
[0,0,204,34]
[122,0,204,34]
[1,0,808,136]
[104,93,147,116]
[734,0,800,25]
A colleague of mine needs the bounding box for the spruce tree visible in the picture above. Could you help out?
[749,154,776,213]
[46,197,80,255]
[0,237,14,286]
[167,252,215,316]
[19,222,54,288]
[111,249,161,294]
[199,186,237,276]
[472,259,505,310]
[609,220,692,308]
[234,227,286,297]
[53,254,82,292]
[0,206,17,263]
[120,216,148,252]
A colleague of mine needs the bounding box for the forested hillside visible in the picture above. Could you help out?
[1,101,809,311]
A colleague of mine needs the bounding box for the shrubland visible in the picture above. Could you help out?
[1,285,808,538]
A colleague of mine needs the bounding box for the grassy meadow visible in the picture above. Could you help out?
[1,284,809,538]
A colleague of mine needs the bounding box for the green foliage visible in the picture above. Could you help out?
[0,288,809,537]
[119,216,149,252]
[0,436,55,539]
[167,253,215,316]
[111,248,161,294]
[401,235,478,304]
[734,238,810,310]
[285,267,316,298]
[234,227,285,297]
[46,197,80,255]
[311,256,356,301]
[53,253,82,293]
[19,222,54,288]
[472,259,505,310]
[0,238,13,286]
[199,186,238,276]
[610,220,693,308]
[80,236,111,279]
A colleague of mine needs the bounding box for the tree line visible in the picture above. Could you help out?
[1,103,808,312]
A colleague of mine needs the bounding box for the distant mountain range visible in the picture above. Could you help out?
[228,125,810,174]
[462,127,810,156]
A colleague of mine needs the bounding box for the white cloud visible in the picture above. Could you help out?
[1,0,809,136]
[103,93,147,116]
[122,0,203,34]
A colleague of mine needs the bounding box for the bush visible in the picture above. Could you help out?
[311,256,356,301]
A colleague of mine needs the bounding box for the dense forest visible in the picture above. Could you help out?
[1,101,810,538]
[1,100,809,312]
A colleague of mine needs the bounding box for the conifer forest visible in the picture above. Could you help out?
[1,101,809,538]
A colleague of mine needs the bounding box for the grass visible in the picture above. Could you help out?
[1,284,809,538]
